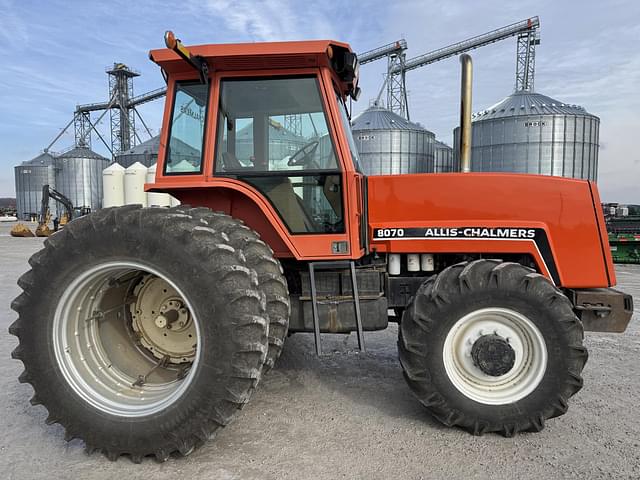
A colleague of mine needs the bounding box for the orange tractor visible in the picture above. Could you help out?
[10,33,633,462]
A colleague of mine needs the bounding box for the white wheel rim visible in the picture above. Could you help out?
[52,261,201,417]
[442,307,547,405]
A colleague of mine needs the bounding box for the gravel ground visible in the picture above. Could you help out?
[1,222,639,479]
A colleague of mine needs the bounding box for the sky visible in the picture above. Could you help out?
[0,0,638,202]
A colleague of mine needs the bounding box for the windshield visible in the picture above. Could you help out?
[215,77,338,172]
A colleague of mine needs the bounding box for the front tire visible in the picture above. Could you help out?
[9,206,269,461]
[398,260,588,436]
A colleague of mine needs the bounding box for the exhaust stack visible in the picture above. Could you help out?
[459,54,473,173]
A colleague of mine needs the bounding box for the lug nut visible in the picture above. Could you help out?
[155,315,167,328]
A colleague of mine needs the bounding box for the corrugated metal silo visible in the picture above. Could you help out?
[14,152,57,220]
[54,147,110,212]
[116,136,160,168]
[351,106,435,175]
[234,119,306,168]
[434,140,457,173]
[453,91,600,180]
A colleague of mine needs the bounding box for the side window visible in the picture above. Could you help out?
[215,77,344,234]
[164,82,209,174]
[335,93,362,172]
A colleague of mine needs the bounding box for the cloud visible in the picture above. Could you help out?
[0,0,28,48]
[198,0,339,41]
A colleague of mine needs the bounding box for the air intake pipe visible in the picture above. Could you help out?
[459,54,473,173]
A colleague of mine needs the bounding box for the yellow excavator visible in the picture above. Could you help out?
[11,185,74,237]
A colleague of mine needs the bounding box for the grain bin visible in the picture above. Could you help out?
[351,106,435,175]
[235,119,306,168]
[14,152,57,220]
[116,135,160,168]
[54,147,110,212]
[434,140,457,173]
[453,91,600,180]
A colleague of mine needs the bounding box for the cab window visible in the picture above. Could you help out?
[215,76,343,234]
[335,92,362,172]
[164,82,209,174]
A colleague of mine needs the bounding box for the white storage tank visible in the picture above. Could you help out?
[102,163,125,207]
[145,163,171,207]
[170,159,198,173]
[124,162,148,206]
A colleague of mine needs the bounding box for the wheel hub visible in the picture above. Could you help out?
[471,334,516,377]
[52,261,201,417]
[442,307,548,405]
[131,275,197,364]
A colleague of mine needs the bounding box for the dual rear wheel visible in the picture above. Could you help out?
[10,205,288,462]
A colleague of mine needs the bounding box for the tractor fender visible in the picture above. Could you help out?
[165,179,297,258]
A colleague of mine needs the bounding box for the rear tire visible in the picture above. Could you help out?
[398,260,588,436]
[175,207,290,372]
[9,205,269,461]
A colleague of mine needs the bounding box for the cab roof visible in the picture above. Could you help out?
[149,39,352,74]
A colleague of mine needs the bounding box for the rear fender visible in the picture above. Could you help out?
[167,182,295,258]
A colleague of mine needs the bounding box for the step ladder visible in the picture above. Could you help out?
[307,260,365,355]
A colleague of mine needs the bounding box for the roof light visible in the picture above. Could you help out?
[164,31,177,50]
[327,45,334,59]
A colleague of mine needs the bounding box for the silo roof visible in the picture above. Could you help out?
[434,140,452,150]
[119,135,161,155]
[473,91,596,120]
[351,106,431,132]
[23,152,55,166]
[58,146,109,161]
[237,119,304,142]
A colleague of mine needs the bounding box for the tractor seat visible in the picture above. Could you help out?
[248,176,317,233]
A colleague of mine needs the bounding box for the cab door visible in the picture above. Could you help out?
[210,71,364,260]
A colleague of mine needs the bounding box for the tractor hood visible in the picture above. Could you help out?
[367,172,615,289]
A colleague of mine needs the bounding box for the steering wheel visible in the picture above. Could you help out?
[288,140,319,167]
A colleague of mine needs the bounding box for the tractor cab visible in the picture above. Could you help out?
[149,37,366,259]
